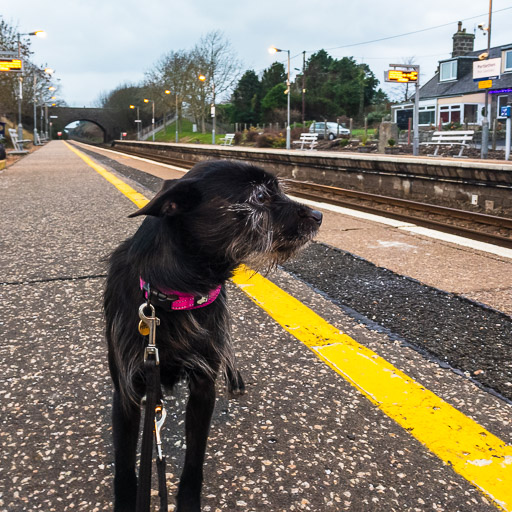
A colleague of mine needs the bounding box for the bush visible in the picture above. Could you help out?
[234,132,243,145]
[255,132,285,148]
[387,138,396,147]
[244,127,260,143]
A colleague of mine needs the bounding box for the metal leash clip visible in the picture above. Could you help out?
[154,403,167,461]
[138,303,161,364]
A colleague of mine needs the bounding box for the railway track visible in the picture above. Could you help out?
[104,144,512,249]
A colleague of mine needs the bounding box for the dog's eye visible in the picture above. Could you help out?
[255,191,266,202]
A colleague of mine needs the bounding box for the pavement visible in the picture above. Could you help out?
[1,141,511,512]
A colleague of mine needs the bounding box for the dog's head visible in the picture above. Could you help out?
[129,160,322,271]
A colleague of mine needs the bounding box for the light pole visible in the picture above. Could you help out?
[199,75,216,145]
[33,67,53,144]
[269,46,291,149]
[144,98,155,141]
[164,89,180,143]
[17,30,46,140]
[479,0,493,159]
[129,105,141,140]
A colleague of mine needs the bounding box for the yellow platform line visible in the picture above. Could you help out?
[65,142,512,510]
[64,141,149,209]
[232,266,512,511]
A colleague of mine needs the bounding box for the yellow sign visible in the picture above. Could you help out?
[478,79,492,89]
[0,58,22,72]
[386,69,418,83]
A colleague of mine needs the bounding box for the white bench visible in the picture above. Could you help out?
[219,133,235,146]
[421,130,474,157]
[292,132,318,150]
[8,128,31,154]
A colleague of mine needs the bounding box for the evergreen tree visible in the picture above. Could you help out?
[231,70,262,124]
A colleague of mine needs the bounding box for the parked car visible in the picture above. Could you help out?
[309,122,350,140]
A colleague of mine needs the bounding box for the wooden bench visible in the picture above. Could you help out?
[8,128,31,154]
[420,130,474,157]
[219,133,235,146]
[292,132,318,150]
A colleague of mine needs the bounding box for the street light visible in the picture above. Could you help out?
[269,46,291,149]
[33,67,53,144]
[129,105,141,140]
[199,74,216,145]
[164,89,180,143]
[144,98,155,141]
[17,30,46,140]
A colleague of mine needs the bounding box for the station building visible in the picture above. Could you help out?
[392,22,512,131]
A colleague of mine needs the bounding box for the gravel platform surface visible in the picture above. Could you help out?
[1,142,508,511]
[282,243,512,402]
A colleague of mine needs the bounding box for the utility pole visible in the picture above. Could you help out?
[481,0,493,159]
[302,51,306,126]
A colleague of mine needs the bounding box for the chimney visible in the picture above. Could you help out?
[452,21,475,57]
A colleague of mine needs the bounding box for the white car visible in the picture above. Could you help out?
[309,122,350,140]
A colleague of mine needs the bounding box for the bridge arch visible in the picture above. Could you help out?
[48,107,124,142]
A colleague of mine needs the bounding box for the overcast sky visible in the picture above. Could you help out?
[2,0,511,108]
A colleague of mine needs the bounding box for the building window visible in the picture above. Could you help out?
[439,104,461,124]
[463,104,478,123]
[418,106,435,125]
[504,50,512,72]
[440,60,457,81]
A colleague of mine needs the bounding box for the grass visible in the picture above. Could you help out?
[351,128,376,138]
[154,119,225,144]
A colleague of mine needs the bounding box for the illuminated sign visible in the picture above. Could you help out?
[385,69,418,83]
[478,80,492,89]
[0,58,22,73]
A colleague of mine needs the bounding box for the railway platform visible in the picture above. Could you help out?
[1,141,511,511]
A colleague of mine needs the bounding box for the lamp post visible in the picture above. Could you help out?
[33,67,53,144]
[269,46,291,149]
[144,98,155,141]
[199,75,216,145]
[129,105,141,140]
[479,0,493,159]
[164,89,180,143]
[17,30,46,140]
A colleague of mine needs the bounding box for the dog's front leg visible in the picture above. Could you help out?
[176,371,217,512]
[112,390,141,512]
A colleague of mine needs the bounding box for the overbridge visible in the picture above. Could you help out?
[48,106,125,142]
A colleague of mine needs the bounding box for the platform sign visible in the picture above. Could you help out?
[0,57,22,73]
[385,69,418,83]
[478,79,493,89]
[473,58,501,81]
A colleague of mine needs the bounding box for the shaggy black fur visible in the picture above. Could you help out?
[104,160,322,511]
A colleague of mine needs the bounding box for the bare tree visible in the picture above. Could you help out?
[142,32,242,133]
[190,31,242,133]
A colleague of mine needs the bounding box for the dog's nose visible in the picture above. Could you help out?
[310,209,323,225]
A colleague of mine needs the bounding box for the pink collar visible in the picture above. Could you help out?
[140,278,221,311]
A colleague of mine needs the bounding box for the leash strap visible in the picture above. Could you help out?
[135,301,168,512]
[157,456,168,510]
[135,357,159,512]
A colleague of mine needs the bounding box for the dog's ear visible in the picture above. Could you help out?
[128,179,201,218]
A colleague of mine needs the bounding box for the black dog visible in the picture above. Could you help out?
[104,160,322,511]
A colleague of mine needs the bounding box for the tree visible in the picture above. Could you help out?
[0,16,61,130]
[190,31,242,132]
[231,70,262,125]
[303,51,380,121]
[261,62,286,96]
[144,49,193,121]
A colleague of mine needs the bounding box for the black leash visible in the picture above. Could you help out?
[135,302,168,512]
